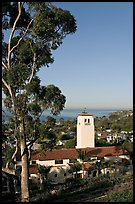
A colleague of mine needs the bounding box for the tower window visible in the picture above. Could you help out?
[84,118,90,125]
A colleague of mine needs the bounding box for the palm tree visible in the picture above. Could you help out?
[105,159,114,178]
[38,165,52,190]
[77,150,89,178]
[68,161,82,179]
[121,139,133,164]
[100,161,107,177]
[91,161,102,178]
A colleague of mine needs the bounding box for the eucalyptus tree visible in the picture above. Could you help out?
[2,2,77,201]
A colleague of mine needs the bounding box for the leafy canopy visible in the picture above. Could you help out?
[2,2,77,117]
[2,2,77,162]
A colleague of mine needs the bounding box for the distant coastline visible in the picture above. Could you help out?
[40,108,132,121]
[2,108,132,122]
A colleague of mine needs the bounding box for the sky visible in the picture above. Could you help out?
[2,2,133,110]
[37,2,133,110]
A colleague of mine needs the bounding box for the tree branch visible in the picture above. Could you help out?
[10,18,34,54]
[2,61,8,70]
[2,167,15,175]
[11,138,18,161]
[8,2,22,69]
[5,138,18,169]
[27,137,38,148]
[28,43,36,84]
[2,78,13,98]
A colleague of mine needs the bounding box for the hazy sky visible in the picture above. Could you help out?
[37,2,133,110]
[3,2,133,110]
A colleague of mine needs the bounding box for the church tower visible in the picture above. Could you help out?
[76,112,95,149]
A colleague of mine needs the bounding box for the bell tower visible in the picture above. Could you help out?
[76,111,95,149]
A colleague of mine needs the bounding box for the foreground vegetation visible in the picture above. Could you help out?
[27,173,133,202]
[93,187,133,202]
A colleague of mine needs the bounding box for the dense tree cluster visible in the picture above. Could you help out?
[95,110,133,132]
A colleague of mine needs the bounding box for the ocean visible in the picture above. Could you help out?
[40,108,121,121]
[2,108,124,122]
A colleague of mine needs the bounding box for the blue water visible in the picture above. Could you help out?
[2,108,125,122]
[41,108,121,121]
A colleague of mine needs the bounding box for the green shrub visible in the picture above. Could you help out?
[107,188,133,202]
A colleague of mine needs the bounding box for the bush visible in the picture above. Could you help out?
[107,188,133,202]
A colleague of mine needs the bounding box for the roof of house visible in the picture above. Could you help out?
[31,148,78,161]
[31,146,128,161]
[29,165,38,174]
[83,163,93,171]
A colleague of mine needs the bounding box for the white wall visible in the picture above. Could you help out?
[76,115,95,148]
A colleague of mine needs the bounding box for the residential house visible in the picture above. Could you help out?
[2,168,20,196]
[28,146,131,183]
[15,112,132,184]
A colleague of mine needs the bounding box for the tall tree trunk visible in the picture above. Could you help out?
[19,117,29,202]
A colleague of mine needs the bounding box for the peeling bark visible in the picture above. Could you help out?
[19,117,29,202]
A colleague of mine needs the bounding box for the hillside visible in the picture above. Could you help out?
[29,174,133,202]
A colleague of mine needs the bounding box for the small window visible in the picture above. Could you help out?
[84,119,87,123]
[55,159,63,164]
[54,174,57,177]
[64,173,66,177]
[88,119,90,123]
[32,160,36,164]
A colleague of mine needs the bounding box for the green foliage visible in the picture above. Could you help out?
[38,165,52,177]
[38,165,52,191]
[95,116,110,131]
[60,134,71,140]
[105,188,133,202]
[2,1,76,118]
[65,138,76,148]
[95,110,133,132]
[2,2,77,201]
[77,150,90,162]
[122,139,133,155]
[2,0,76,186]
[95,138,108,146]
[46,116,56,127]
[68,161,82,179]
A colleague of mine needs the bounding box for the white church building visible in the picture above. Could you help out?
[15,111,131,184]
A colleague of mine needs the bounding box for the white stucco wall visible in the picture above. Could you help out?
[35,158,70,167]
[76,115,95,148]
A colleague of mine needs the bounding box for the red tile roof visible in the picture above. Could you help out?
[31,146,128,161]
[31,148,78,161]
[78,113,93,116]
[83,163,93,171]
[29,165,38,174]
